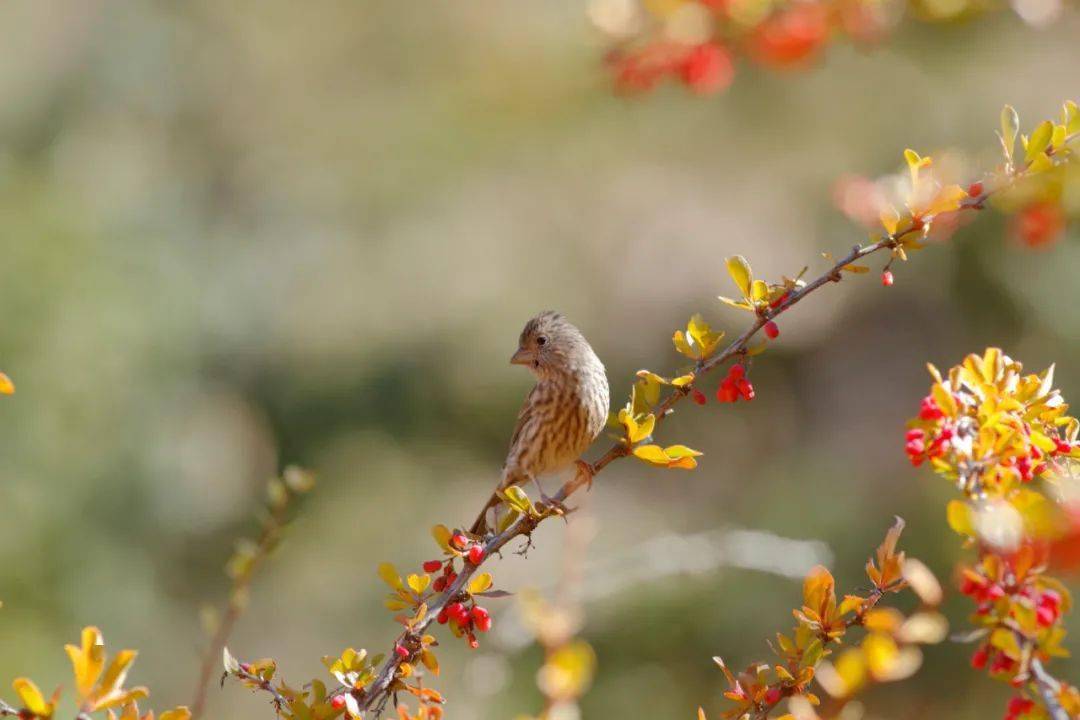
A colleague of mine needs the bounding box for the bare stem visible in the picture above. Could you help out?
[190,502,289,719]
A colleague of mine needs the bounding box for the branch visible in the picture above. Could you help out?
[1031,659,1070,720]
[191,467,314,719]
[354,213,968,716]
[0,699,18,717]
[238,106,1078,718]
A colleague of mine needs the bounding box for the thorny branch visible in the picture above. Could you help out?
[352,206,980,716]
[242,131,1079,719]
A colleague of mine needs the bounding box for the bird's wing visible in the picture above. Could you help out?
[501,385,541,484]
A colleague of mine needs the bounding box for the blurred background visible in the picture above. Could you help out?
[1,1,1079,718]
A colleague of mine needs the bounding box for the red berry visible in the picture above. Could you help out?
[468,635,480,650]
[764,321,779,339]
[905,439,925,456]
[881,270,894,287]
[728,364,745,380]
[960,575,984,596]
[984,584,1006,602]
[748,3,828,69]
[433,576,447,592]
[445,571,458,585]
[394,644,409,659]
[446,602,467,623]
[467,545,485,564]
[717,380,739,403]
[905,428,925,442]
[769,292,790,309]
[1012,201,1065,249]
[679,43,735,95]
[970,645,990,670]
[450,533,469,550]
[472,606,492,632]
[990,652,1016,674]
[437,609,449,624]
[764,687,782,705]
[330,695,347,710]
[1006,696,1035,719]
[423,560,443,573]
[967,182,984,197]
[1040,589,1062,611]
[919,396,944,420]
[691,389,707,405]
[736,378,755,401]
[1036,604,1057,627]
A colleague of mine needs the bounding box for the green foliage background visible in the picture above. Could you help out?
[1,2,1079,718]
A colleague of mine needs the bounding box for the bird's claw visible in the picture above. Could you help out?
[537,493,572,522]
[574,460,596,492]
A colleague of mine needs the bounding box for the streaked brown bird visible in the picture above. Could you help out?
[470,312,610,535]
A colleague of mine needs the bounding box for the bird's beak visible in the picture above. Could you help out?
[510,347,533,366]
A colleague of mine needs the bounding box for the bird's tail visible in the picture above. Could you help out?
[468,492,502,535]
[468,470,520,535]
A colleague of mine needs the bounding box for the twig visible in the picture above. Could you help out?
[0,699,18,717]
[354,219,952,715]
[328,132,1078,717]
[1031,658,1069,720]
[190,501,290,719]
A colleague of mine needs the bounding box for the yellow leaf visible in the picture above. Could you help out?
[1001,105,1020,161]
[922,184,967,217]
[725,255,753,298]
[717,295,754,312]
[630,413,656,444]
[407,574,430,595]
[431,525,452,552]
[378,563,403,590]
[468,573,493,594]
[946,500,974,537]
[1026,120,1053,163]
[880,205,900,235]
[663,445,702,459]
[0,372,13,394]
[66,626,106,700]
[160,709,192,720]
[632,444,670,466]
[13,678,51,716]
[670,373,695,387]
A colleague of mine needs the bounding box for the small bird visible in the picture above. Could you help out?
[470,312,610,535]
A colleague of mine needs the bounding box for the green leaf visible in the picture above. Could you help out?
[1001,105,1019,161]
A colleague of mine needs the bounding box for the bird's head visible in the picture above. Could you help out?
[511,311,591,378]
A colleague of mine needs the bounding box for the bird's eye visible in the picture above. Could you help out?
[536,336,547,346]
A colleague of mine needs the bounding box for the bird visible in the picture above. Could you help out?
[469,311,610,535]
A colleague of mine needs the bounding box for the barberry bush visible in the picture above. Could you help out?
[589,0,1067,96]
[1,99,1077,719]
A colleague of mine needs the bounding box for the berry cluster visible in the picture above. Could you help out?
[436,599,492,649]
[597,0,846,96]
[716,364,754,403]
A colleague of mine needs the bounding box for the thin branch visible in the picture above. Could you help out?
[0,699,18,717]
[191,501,290,719]
[354,219,955,715]
[351,133,1078,717]
[1031,658,1069,720]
